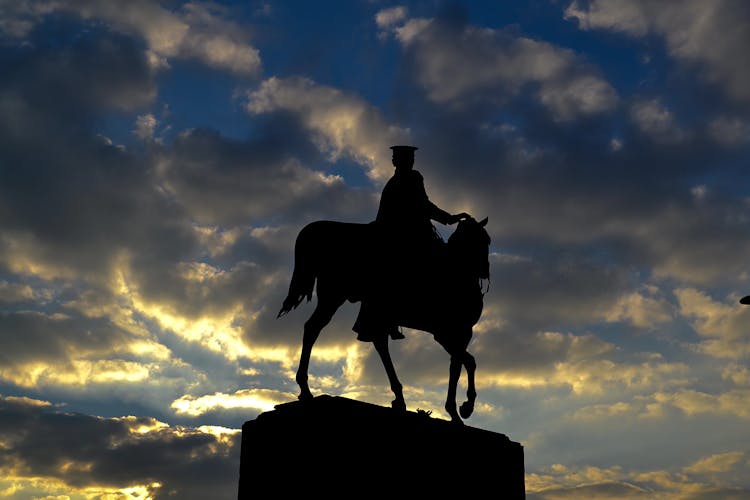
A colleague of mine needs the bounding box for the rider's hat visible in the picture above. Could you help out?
[390,145,418,153]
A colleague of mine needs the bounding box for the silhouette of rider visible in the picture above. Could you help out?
[353,145,469,341]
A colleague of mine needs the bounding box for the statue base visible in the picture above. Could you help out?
[238,395,525,498]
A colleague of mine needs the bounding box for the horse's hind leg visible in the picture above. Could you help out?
[296,297,343,401]
[446,355,462,424]
[459,351,476,419]
[373,337,406,412]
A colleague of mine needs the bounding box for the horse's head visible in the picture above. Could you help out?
[448,216,491,280]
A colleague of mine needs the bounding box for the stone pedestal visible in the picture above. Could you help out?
[238,395,525,498]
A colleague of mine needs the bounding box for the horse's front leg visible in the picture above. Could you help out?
[446,355,462,424]
[373,336,406,412]
[459,351,476,419]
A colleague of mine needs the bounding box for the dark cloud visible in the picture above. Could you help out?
[484,250,634,331]
[476,329,614,374]
[387,11,617,119]
[370,7,750,294]
[565,0,750,104]
[0,396,239,499]
[407,96,750,287]
[0,310,132,369]
[0,24,195,281]
[0,18,375,346]
[155,125,375,227]
[0,0,262,76]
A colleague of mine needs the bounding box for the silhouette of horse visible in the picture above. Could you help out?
[277,217,490,423]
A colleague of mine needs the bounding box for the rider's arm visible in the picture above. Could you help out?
[427,200,452,225]
[412,171,452,225]
[414,171,466,225]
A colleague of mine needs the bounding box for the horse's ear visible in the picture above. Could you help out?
[479,217,488,227]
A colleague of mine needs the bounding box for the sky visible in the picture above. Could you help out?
[0,0,749,498]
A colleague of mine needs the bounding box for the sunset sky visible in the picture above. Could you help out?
[1,1,750,498]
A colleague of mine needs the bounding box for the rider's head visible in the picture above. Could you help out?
[390,145,417,171]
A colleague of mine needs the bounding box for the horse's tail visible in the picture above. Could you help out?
[277,223,318,318]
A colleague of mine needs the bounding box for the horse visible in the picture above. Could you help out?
[277,217,490,423]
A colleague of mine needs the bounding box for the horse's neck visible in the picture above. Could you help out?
[446,245,474,275]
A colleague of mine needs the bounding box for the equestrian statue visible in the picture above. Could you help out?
[278,145,490,423]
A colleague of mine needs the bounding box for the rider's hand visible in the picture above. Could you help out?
[449,212,471,224]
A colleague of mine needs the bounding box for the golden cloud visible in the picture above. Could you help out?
[1,395,51,408]
[0,474,162,500]
[723,364,750,386]
[570,401,634,421]
[652,389,750,419]
[683,451,747,475]
[676,287,750,358]
[0,281,35,302]
[603,289,673,328]
[0,359,155,388]
[245,76,411,181]
[481,358,689,395]
[529,450,750,499]
[171,388,296,416]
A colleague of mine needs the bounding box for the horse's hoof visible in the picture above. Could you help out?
[298,392,314,402]
[450,416,465,425]
[392,399,407,412]
[459,401,474,419]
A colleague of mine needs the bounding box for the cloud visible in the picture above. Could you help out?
[380,13,618,120]
[481,251,636,332]
[134,113,159,141]
[603,287,674,328]
[565,0,750,103]
[0,0,58,38]
[154,127,374,226]
[630,98,686,143]
[651,389,750,419]
[0,25,194,288]
[568,386,750,422]
[675,288,750,359]
[245,76,410,181]
[375,6,407,30]
[171,388,295,416]
[723,364,750,386]
[570,401,636,421]
[0,7,748,499]
[708,116,750,146]
[0,281,35,303]
[0,14,386,415]
[0,0,261,75]
[387,321,690,396]
[0,395,240,499]
[527,456,750,499]
[0,17,341,375]
[529,481,650,499]
[683,451,746,475]
[0,307,184,392]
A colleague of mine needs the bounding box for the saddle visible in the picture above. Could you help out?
[353,226,447,341]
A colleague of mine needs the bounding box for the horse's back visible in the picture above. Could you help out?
[298,220,374,258]
[296,220,377,301]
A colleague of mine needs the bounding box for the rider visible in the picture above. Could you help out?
[353,145,470,341]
